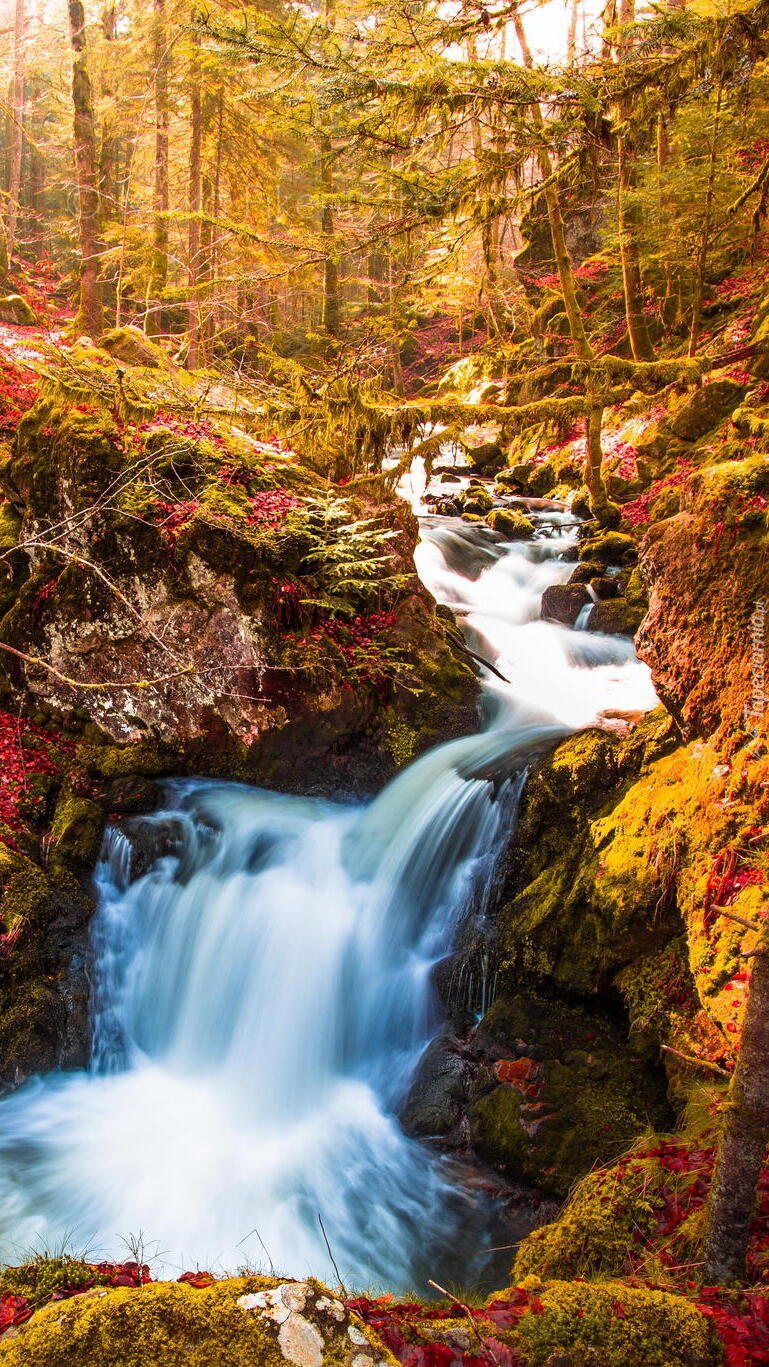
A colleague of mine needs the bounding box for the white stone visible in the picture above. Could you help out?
[347,1326,369,1345]
[278,1312,325,1367]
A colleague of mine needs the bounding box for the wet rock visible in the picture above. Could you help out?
[465,440,506,475]
[589,597,644,637]
[567,560,603,585]
[527,461,557,497]
[540,584,590,626]
[460,485,494,516]
[400,1034,468,1137]
[488,508,536,539]
[578,530,637,565]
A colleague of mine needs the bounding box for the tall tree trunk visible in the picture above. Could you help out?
[689,76,723,357]
[320,0,339,340]
[150,0,170,309]
[98,3,119,225]
[7,0,26,262]
[187,27,202,368]
[512,8,592,362]
[618,133,655,360]
[67,0,103,337]
[705,928,769,1283]
[513,6,618,526]
[567,0,579,63]
[467,33,506,337]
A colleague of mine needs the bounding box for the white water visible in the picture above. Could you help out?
[0,510,656,1289]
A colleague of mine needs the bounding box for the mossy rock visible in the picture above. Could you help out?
[469,990,670,1197]
[0,1276,394,1367]
[588,596,645,637]
[49,792,106,872]
[512,1279,719,1367]
[0,294,37,326]
[540,582,590,626]
[0,1258,109,1310]
[488,508,535,539]
[459,485,493,515]
[100,326,174,371]
[513,1156,668,1281]
[494,468,525,494]
[578,530,637,565]
[527,460,557,498]
[464,440,506,475]
[668,378,747,443]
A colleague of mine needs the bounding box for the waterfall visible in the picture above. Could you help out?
[0,510,657,1290]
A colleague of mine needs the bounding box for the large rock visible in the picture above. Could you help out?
[668,378,747,442]
[399,1034,468,1137]
[540,583,590,626]
[0,1276,391,1367]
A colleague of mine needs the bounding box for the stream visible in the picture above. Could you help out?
[0,500,657,1291]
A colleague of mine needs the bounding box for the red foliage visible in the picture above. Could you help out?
[0,709,76,843]
[247,489,302,527]
[0,358,39,436]
[348,1288,548,1367]
[704,846,764,933]
[0,1293,33,1332]
[153,500,201,538]
[296,612,399,689]
[622,463,694,527]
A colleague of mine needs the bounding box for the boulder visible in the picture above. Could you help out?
[588,596,644,637]
[464,440,506,475]
[0,293,37,326]
[100,325,174,370]
[527,460,557,497]
[400,1034,468,1137]
[578,531,637,565]
[668,378,747,442]
[488,508,536,539]
[540,583,590,626]
[460,484,494,515]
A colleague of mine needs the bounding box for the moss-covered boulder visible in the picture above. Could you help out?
[588,596,644,637]
[668,378,747,443]
[0,1276,393,1367]
[0,295,37,327]
[512,1279,719,1367]
[460,484,494,516]
[487,507,535,539]
[637,453,769,738]
[578,530,637,565]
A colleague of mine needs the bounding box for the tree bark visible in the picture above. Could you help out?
[689,77,723,357]
[187,26,202,368]
[705,929,769,1283]
[7,0,26,262]
[618,134,655,360]
[150,0,170,308]
[67,0,104,337]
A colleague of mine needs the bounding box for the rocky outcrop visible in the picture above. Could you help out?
[0,344,478,796]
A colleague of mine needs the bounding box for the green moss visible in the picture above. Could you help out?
[0,1258,108,1309]
[513,1280,718,1367]
[0,1276,394,1367]
[487,508,535,539]
[513,1158,667,1280]
[49,792,105,872]
[460,486,493,515]
[78,740,176,780]
[382,716,420,767]
[578,530,637,565]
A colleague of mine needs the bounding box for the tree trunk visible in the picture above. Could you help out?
[7,0,26,262]
[704,929,769,1283]
[187,27,202,368]
[150,0,170,310]
[567,0,579,63]
[67,0,103,337]
[689,77,723,357]
[618,134,655,360]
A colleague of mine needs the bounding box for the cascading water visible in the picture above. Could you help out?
[0,504,657,1290]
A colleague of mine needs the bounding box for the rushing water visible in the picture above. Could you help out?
[0,507,656,1289]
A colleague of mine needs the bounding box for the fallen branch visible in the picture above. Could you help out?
[661,1045,731,1078]
[427,1281,501,1367]
[715,906,763,933]
[0,640,196,691]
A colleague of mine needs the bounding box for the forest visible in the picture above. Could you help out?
[0,0,767,1362]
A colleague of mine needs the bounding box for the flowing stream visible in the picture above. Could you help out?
[0,505,656,1290]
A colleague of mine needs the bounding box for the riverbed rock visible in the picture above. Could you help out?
[540,584,590,626]
[399,1034,468,1137]
[668,378,747,442]
[588,596,643,637]
[488,508,536,539]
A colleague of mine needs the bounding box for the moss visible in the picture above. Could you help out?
[0,1258,108,1309]
[513,1157,668,1281]
[588,596,645,637]
[0,1276,393,1367]
[459,486,493,515]
[668,378,747,443]
[487,508,535,539]
[78,740,177,780]
[0,294,37,326]
[382,715,420,767]
[512,1280,719,1367]
[527,459,557,497]
[578,530,637,565]
[100,326,173,371]
[49,792,105,872]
